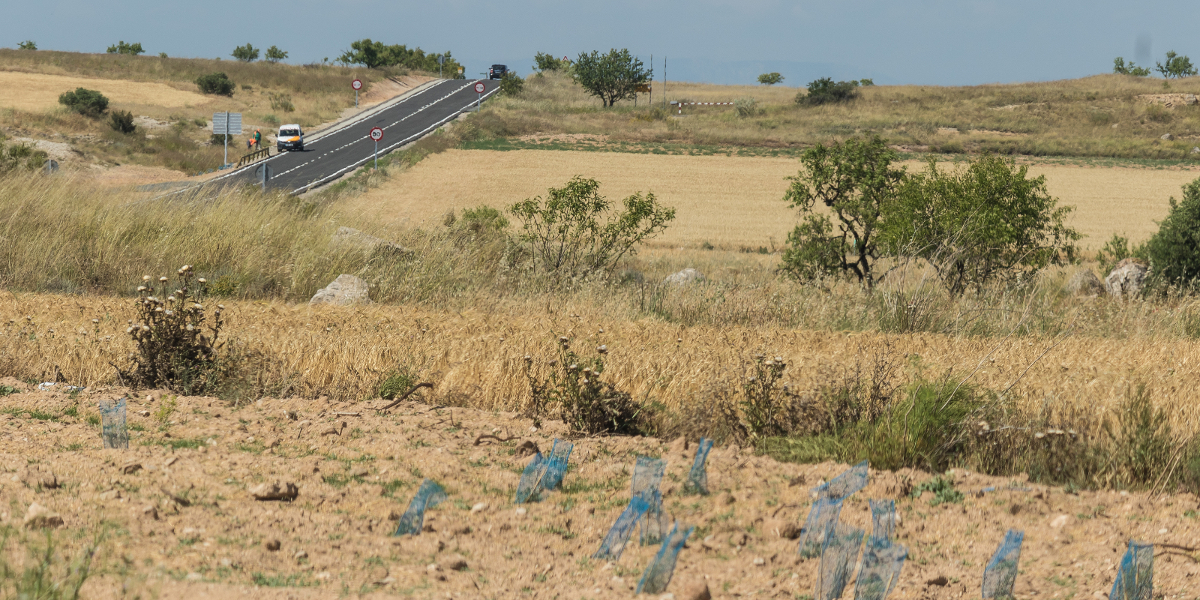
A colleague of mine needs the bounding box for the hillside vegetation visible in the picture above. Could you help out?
[477,71,1200,161]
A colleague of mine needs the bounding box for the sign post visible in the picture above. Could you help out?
[474,81,485,109]
[212,111,242,168]
[351,79,362,108]
[369,127,383,170]
[438,55,445,79]
[255,163,273,192]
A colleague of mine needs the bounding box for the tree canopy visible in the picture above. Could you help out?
[571,49,652,107]
[337,39,461,75]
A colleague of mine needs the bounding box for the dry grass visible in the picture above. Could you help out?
[346,148,1200,249]
[481,72,1200,160]
[0,71,209,112]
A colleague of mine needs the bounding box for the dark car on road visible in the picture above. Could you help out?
[488,64,507,80]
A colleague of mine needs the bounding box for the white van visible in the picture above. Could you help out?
[277,124,304,152]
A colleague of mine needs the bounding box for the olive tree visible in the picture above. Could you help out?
[780,136,905,287]
[882,155,1079,295]
[508,176,675,281]
[572,49,652,107]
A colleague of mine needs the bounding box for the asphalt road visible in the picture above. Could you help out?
[215,78,499,194]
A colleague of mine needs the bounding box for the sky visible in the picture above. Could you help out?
[3,0,1199,87]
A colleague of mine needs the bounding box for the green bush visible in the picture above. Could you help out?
[232,43,259,62]
[338,39,461,75]
[17,40,36,51]
[1142,177,1200,286]
[1096,233,1137,275]
[106,41,144,55]
[797,77,860,105]
[734,97,760,118]
[757,72,783,85]
[780,136,904,286]
[1156,50,1197,78]
[1113,57,1151,77]
[264,45,288,63]
[57,88,109,117]
[533,52,571,73]
[195,72,235,96]
[109,109,136,134]
[508,176,675,281]
[378,367,419,400]
[0,142,49,173]
[912,476,964,506]
[523,336,650,435]
[499,72,524,97]
[114,266,228,394]
[456,205,509,234]
[883,154,1080,296]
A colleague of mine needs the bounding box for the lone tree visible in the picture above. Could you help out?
[107,41,144,55]
[232,43,259,62]
[780,136,905,286]
[1113,57,1151,76]
[1156,51,1197,79]
[264,45,288,63]
[533,52,570,73]
[758,72,784,85]
[797,77,860,105]
[572,49,652,107]
[882,155,1079,296]
[17,40,37,50]
[1141,177,1200,287]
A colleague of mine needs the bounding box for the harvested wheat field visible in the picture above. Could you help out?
[1,381,1198,599]
[0,71,211,112]
[346,149,1200,249]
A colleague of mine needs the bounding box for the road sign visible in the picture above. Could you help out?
[351,79,362,90]
[369,127,383,141]
[474,82,486,94]
[212,112,242,135]
[44,159,59,174]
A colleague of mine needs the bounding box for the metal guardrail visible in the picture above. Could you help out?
[236,147,270,168]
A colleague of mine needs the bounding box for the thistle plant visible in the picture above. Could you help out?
[523,336,646,435]
[113,265,226,393]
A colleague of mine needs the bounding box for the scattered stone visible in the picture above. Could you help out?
[514,508,527,517]
[1065,269,1104,297]
[330,226,409,257]
[315,572,332,580]
[121,462,143,475]
[676,581,713,600]
[23,503,64,529]
[249,481,299,501]
[1105,258,1149,300]
[752,557,766,566]
[470,502,489,514]
[443,556,468,571]
[294,550,308,560]
[453,525,472,535]
[310,274,372,306]
[164,457,178,468]
[779,522,802,540]
[1161,133,1175,141]
[1050,514,1070,528]
[138,410,150,417]
[663,268,705,286]
[1187,95,1199,106]
[185,572,203,581]
[350,466,369,478]
[1193,147,1200,155]
[426,563,441,573]
[719,492,736,506]
[20,466,59,489]
[142,505,159,520]
[729,532,747,547]
[264,539,281,551]
[514,440,540,459]
[99,489,122,501]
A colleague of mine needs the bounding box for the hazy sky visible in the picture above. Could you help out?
[4,0,1198,86]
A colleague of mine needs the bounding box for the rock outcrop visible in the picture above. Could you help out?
[310,274,372,306]
[663,268,705,286]
[1105,258,1149,300]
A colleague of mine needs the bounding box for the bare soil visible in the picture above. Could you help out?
[1,379,1198,599]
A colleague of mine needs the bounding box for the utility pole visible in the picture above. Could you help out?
[649,54,653,107]
[663,57,667,109]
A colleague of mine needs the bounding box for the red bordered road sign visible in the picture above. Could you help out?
[474,82,486,94]
[369,127,383,141]
[351,79,363,91]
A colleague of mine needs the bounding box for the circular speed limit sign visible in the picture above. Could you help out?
[369,127,383,141]
[351,79,363,91]
[474,82,486,94]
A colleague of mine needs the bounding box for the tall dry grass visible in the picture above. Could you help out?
[480,72,1200,160]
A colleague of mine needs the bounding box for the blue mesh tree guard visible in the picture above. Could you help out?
[819,460,870,502]
[685,438,713,495]
[869,499,895,543]
[1109,541,1153,600]
[816,523,864,600]
[853,537,907,600]
[99,398,129,449]
[593,495,651,561]
[393,478,447,536]
[631,456,670,545]
[542,439,573,491]
[981,530,1024,599]
[798,495,845,558]
[515,452,546,504]
[631,456,666,498]
[636,521,694,595]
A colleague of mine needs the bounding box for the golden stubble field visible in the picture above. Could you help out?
[345,149,1200,250]
[0,71,211,112]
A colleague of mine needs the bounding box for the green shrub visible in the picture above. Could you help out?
[338,39,461,75]
[1141,177,1200,286]
[232,43,259,62]
[58,88,109,117]
[268,92,295,112]
[523,336,650,435]
[195,72,235,96]
[757,72,783,85]
[109,109,136,134]
[17,40,36,50]
[912,476,964,505]
[106,41,144,55]
[499,72,524,97]
[0,526,99,600]
[378,367,419,400]
[456,205,509,234]
[508,176,675,281]
[734,97,760,118]
[264,45,288,63]
[533,52,570,73]
[797,77,860,105]
[1113,57,1151,77]
[1103,383,1174,488]
[113,266,228,394]
[1096,233,1136,275]
[0,142,49,173]
[1156,50,1197,78]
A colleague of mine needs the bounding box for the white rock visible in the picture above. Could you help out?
[663,268,705,286]
[23,503,64,529]
[470,502,489,514]
[1050,514,1070,528]
[310,274,372,306]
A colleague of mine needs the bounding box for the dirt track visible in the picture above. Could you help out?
[1,380,1198,599]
